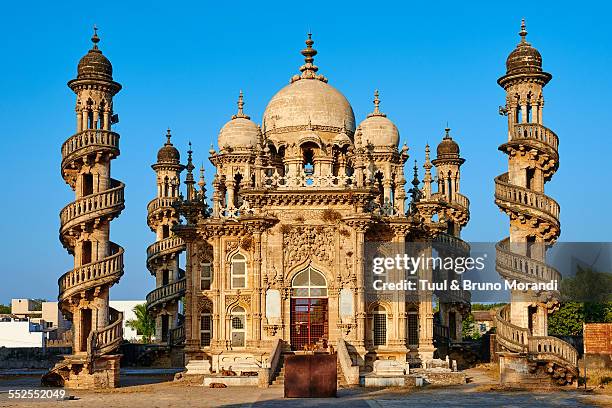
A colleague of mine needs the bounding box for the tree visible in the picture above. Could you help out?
[126,303,155,344]
[462,313,482,340]
[0,304,10,314]
[548,302,612,336]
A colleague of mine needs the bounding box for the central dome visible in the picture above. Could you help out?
[262,34,355,138]
[262,79,355,135]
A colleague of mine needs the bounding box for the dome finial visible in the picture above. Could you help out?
[367,89,387,118]
[444,124,451,139]
[373,90,381,114]
[519,18,528,43]
[165,128,172,145]
[232,90,250,120]
[91,25,100,49]
[297,32,320,80]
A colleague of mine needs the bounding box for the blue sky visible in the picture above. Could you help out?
[0,1,610,303]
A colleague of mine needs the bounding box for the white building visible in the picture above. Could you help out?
[109,300,145,342]
[0,318,46,348]
[4,299,145,346]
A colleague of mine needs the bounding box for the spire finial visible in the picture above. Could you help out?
[373,90,380,114]
[165,128,172,145]
[198,164,206,191]
[91,25,100,49]
[231,90,250,120]
[296,32,322,81]
[444,125,451,139]
[368,89,386,118]
[519,18,528,43]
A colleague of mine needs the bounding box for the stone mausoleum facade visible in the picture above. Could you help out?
[150,34,473,374]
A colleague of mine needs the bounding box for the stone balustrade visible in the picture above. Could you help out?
[88,312,123,358]
[434,232,471,254]
[146,236,185,262]
[495,173,560,220]
[528,336,578,367]
[512,123,559,151]
[262,170,356,189]
[146,277,186,309]
[60,182,124,230]
[59,247,124,301]
[147,196,180,214]
[168,325,185,346]
[61,129,120,163]
[495,305,529,352]
[496,238,561,283]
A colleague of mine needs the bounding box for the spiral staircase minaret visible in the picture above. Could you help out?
[494,21,578,385]
[146,130,186,345]
[43,28,125,389]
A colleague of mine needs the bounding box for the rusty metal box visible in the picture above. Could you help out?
[284,353,337,398]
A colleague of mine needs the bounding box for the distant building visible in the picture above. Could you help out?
[11,298,41,319]
[472,310,495,335]
[0,318,46,348]
[6,299,142,344]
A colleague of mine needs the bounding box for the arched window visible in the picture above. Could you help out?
[230,254,247,289]
[230,306,246,347]
[200,262,212,290]
[291,267,327,297]
[200,311,212,346]
[372,305,387,346]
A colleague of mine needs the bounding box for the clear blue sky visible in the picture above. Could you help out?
[0,1,610,304]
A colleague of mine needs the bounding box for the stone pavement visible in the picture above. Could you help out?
[0,369,610,408]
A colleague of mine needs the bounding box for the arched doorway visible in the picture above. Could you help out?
[290,266,328,350]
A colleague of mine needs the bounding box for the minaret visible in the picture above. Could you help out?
[495,21,576,385]
[146,129,186,343]
[496,20,558,333]
[51,27,124,388]
[432,127,468,235]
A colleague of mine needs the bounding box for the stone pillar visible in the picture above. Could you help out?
[354,224,367,350]
[253,230,262,343]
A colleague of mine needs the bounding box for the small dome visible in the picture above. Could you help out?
[333,130,352,147]
[218,92,261,148]
[262,34,355,138]
[157,130,180,164]
[77,30,113,81]
[436,128,460,158]
[505,20,543,75]
[357,91,399,147]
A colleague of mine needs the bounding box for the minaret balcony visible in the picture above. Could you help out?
[58,244,124,302]
[146,236,186,272]
[146,277,186,312]
[494,173,560,223]
[61,129,120,165]
[509,123,558,152]
[495,237,561,284]
[147,196,180,214]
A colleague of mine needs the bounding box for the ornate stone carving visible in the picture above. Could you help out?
[282,225,335,269]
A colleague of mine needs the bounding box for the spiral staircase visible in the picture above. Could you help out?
[43,127,125,387]
[145,170,186,346]
[494,122,578,385]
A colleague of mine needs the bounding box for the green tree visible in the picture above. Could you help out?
[0,304,10,314]
[548,302,612,336]
[126,303,155,344]
[462,313,482,340]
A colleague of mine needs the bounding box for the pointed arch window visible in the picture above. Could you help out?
[230,253,247,289]
[291,267,327,297]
